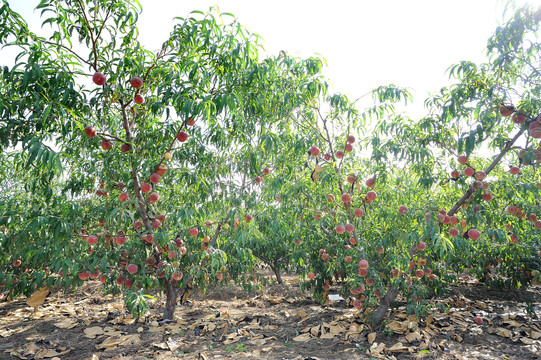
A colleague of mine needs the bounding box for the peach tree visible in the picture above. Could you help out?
[251,4,541,324]
[0,0,326,319]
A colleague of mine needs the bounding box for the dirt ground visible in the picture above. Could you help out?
[0,273,540,360]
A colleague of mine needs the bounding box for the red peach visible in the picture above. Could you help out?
[176,131,188,142]
[141,183,151,193]
[148,192,159,203]
[134,94,145,104]
[84,126,97,138]
[92,72,106,85]
[130,77,143,88]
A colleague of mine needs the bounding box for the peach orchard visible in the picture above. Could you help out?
[0,1,541,324]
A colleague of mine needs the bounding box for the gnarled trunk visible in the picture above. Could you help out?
[373,285,400,324]
[163,279,179,321]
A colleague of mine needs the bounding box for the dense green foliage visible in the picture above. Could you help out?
[1,1,540,323]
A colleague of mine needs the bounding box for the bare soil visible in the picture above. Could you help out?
[1,274,540,360]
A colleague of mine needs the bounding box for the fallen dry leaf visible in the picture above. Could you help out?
[26,287,50,311]
[53,318,78,329]
[85,326,104,338]
[292,333,311,342]
[387,342,410,353]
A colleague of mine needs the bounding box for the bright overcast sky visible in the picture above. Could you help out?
[5,0,539,115]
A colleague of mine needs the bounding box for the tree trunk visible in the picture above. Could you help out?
[163,279,178,321]
[272,264,283,284]
[373,285,400,324]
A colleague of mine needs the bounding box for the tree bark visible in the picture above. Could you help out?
[163,280,178,321]
[372,285,399,324]
[272,263,283,284]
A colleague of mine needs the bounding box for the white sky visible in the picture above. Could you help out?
[5,0,539,115]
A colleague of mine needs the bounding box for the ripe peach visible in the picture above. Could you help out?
[134,94,145,104]
[176,131,188,142]
[87,235,98,245]
[366,191,377,202]
[92,72,106,85]
[130,77,143,88]
[416,269,424,278]
[512,113,526,124]
[347,174,357,183]
[187,117,196,126]
[358,268,368,277]
[345,223,354,233]
[245,214,252,222]
[483,193,493,201]
[127,264,137,274]
[79,271,90,280]
[328,194,335,203]
[84,126,97,138]
[344,144,353,152]
[321,253,330,261]
[101,140,111,150]
[324,153,331,161]
[255,176,262,183]
[151,219,161,229]
[359,259,369,269]
[399,205,408,215]
[449,228,459,237]
[141,183,151,193]
[510,166,520,175]
[120,143,131,152]
[308,272,315,280]
[347,135,355,144]
[336,225,345,234]
[119,193,128,202]
[156,164,168,175]
[475,171,486,180]
[417,241,426,251]
[134,220,143,230]
[464,167,475,177]
[366,178,375,188]
[145,233,154,243]
[148,192,159,204]
[349,237,357,245]
[310,146,320,156]
[115,236,126,245]
[354,208,363,218]
[341,193,351,203]
[451,170,460,178]
[335,150,344,159]
[468,228,480,240]
[189,227,199,236]
[458,155,468,164]
[150,173,161,184]
[263,167,270,175]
